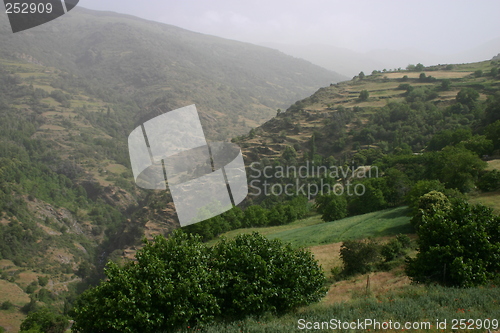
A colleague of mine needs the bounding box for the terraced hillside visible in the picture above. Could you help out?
[236,61,500,163]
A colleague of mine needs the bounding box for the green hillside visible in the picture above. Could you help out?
[0,7,345,141]
[1,10,500,328]
[238,60,500,162]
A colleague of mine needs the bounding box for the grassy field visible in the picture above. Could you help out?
[267,207,411,247]
[210,207,412,248]
[470,191,500,213]
[182,284,500,332]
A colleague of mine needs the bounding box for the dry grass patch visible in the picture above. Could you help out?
[0,311,26,333]
[106,164,128,174]
[308,242,342,279]
[0,280,29,307]
[322,268,411,305]
[469,191,500,213]
[17,271,39,289]
[486,159,500,171]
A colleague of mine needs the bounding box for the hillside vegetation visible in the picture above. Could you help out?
[0,7,345,141]
[1,16,500,328]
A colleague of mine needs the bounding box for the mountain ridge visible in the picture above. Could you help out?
[0,7,345,140]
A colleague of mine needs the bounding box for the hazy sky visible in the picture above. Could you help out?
[78,0,500,55]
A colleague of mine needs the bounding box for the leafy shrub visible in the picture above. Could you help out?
[359,90,369,101]
[0,301,13,310]
[340,239,380,276]
[212,233,326,318]
[406,200,500,287]
[381,235,411,262]
[26,281,38,294]
[20,307,68,333]
[410,191,451,228]
[477,170,500,192]
[37,276,49,287]
[71,231,326,332]
[315,194,347,222]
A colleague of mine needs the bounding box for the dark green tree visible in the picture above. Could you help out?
[484,93,500,124]
[316,194,347,222]
[71,232,220,333]
[359,90,369,101]
[484,120,500,149]
[71,232,326,332]
[435,146,487,192]
[441,79,451,90]
[20,307,68,333]
[340,239,380,276]
[212,233,326,317]
[456,88,479,109]
[491,67,499,77]
[406,200,500,287]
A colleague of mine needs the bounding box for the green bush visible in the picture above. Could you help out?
[340,239,380,276]
[315,194,347,222]
[477,170,500,192]
[37,276,49,287]
[71,231,326,332]
[212,233,326,318]
[410,191,451,228]
[359,90,369,101]
[0,300,14,310]
[381,235,411,262]
[406,200,500,287]
[381,239,402,262]
[26,281,38,294]
[20,307,68,333]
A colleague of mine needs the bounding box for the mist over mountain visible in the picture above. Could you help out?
[0,7,345,140]
[262,39,500,77]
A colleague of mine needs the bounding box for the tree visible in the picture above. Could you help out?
[484,120,500,149]
[347,179,387,215]
[415,63,425,71]
[358,71,365,80]
[484,93,500,124]
[474,69,483,77]
[71,232,326,331]
[410,190,451,228]
[406,180,446,212]
[456,88,479,109]
[359,90,369,101]
[243,205,269,227]
[71,232,220,333]
[20,307,68,333]
[281,146,297,164]
[457,135,493,157]
[441,79,451,90]
[406,64,416,71]
[212,233,326,317]
[491,67,499,77]
[477,170,500,192]
[340,239,380,276]
[406,200,500,287]
[316,194,347,222]
[435,146,487,192]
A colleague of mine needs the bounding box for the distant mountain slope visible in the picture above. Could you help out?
[0,7,344,140]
